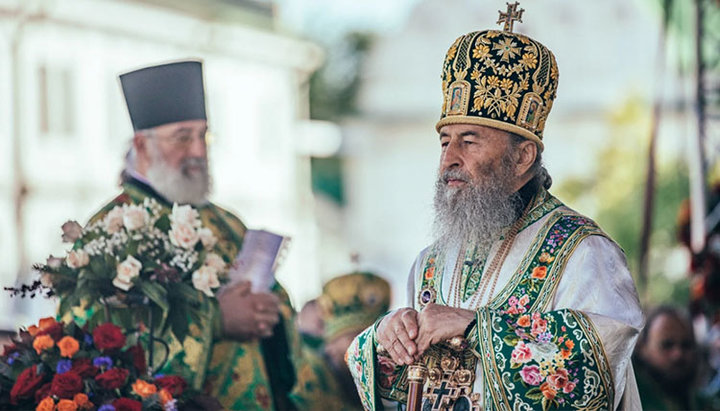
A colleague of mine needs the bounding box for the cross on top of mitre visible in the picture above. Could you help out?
[497,1,524,32]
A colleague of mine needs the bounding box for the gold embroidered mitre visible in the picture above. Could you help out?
[318,272,391,340]
[436,28,559,151]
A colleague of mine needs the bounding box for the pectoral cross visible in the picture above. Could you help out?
[497,2,524,32]
[432,381,452,409]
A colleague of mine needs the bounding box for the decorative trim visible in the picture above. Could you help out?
[435,116,544,151]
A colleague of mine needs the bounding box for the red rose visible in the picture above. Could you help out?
[50,371,83,399]
[10,365,45,404]
[37,321,64,341]
[35,382,52,403]
[92,323,126,351]
[113,397,142,411]
[72,357,99,378]
[127,344,147,374]
[95,368,129,390]
[154,375,187,396]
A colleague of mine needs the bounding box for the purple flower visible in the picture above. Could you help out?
[537,331,553,343]
[84,334,93,346]
[7,352,19,364]
[93,356,113,369]
[98,405,116,411]
[56,359,73,374]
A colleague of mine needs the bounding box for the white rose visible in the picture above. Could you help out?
[528,342,559,363]
[198,228,217,249]
[113,255,142,291]
[192,265,220,297]
[123,204,149,231]
[170,222,199,249]
[61,221,83,243]
[204,252,226,272]
[112,277,133,291]
[66,249,89,268]
[171,204,201,228]
[104,206,125,234]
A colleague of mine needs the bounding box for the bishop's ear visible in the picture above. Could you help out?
[515,139,538,177]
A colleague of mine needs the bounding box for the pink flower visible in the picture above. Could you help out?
[169,222,199,249]
[61,221,83,243]
[518,295,530,306]
[519,365,542,386]
[531,318,547,336]
[547,368,569,390]
[104,206,125,234]
[563,380,576,394]
[66,250,89,269]
[511,342,533,364]
[508,296,518,306]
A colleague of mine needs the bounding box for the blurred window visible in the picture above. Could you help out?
[38,64,75,137]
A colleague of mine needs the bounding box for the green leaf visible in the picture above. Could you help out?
[137,281,169,313]
[503,334,520,346]
[170,283,203,306]
[510,360,522,369]
[169,304,189,343]
[526,387,543,401]
[155,214,171,231]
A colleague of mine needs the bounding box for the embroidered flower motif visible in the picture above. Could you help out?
[520,53,537,69]
[538,252,554,263]
[531,266,547,280]
[531,317,547,336]
[547,368,569,391]
[540,381,557,400]
[517,315,530,327]
[520,364,542,386]
[424,266,435,280]
[511,341,533,364]
[473,44,490,59]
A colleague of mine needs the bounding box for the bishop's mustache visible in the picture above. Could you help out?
[439,168,471,184]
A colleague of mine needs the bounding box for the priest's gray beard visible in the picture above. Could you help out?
[145,144,211,206]
[432,150,521,255]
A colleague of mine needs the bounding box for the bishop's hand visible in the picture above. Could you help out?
[218,281,281,341]
[376,308,419,366]
[415,303,475,355]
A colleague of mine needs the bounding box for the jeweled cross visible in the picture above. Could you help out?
[497,2,524,32]
[432,381,452,408]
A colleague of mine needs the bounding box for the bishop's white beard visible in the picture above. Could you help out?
[145,146,211,206]
[432,151,521,255]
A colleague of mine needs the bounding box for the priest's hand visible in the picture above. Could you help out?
[415,303,475,355]
[218,281,281,341]
[376,308,419,366]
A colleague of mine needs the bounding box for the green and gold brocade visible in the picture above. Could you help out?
[69,178,298,410]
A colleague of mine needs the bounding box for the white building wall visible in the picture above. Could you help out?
[0,0,323,329]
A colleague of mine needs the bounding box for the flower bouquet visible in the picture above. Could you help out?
[30,198,228,346]
[0,317,190,410]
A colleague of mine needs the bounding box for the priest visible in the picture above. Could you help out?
[74,60,298,410]
[346,4,643,410]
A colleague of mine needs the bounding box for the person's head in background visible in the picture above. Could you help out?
[120,60,211,205]
[318,272,391,370]
[636,305,697,386]
[297,298,325,340]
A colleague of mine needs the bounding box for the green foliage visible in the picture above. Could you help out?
[309,31,374,121]
[554,96,690,306]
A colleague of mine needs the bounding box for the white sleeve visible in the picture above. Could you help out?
[552,235,644,410]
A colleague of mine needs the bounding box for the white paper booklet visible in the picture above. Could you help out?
[227,229,290,292]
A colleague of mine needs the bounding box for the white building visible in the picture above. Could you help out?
[0,0,325,329]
